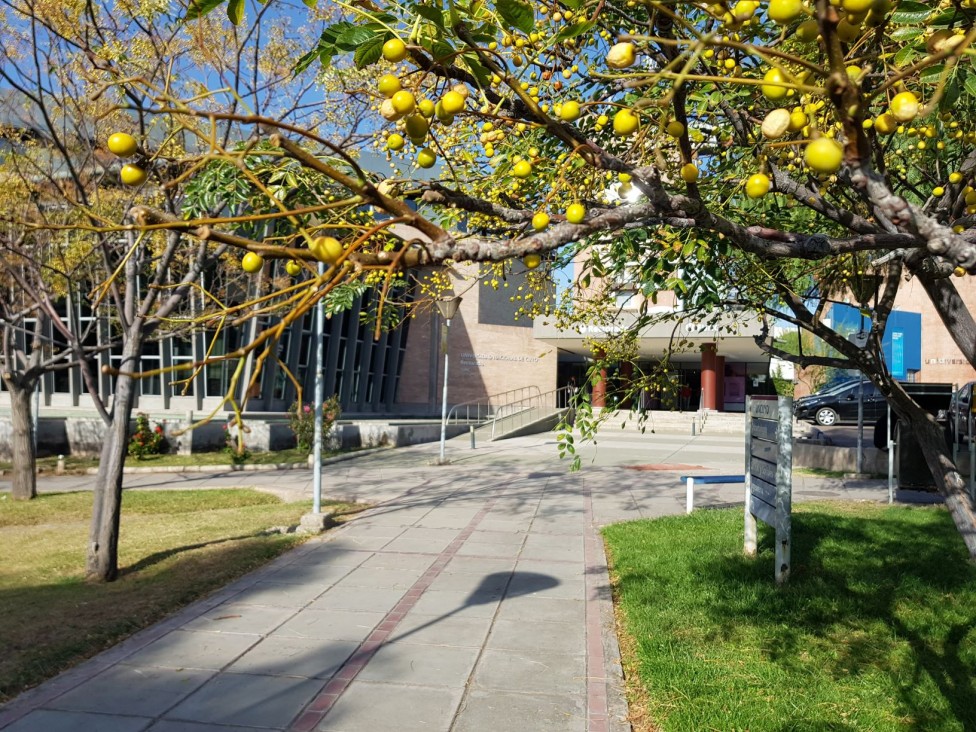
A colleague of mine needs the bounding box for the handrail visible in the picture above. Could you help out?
[445,384,543,426]
[490,385,574,439]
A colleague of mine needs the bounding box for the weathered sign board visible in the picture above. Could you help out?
[744,395,793,584]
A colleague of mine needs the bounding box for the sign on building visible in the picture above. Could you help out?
[744,395,793,584]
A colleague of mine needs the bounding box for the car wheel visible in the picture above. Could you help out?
[815,407,838,426]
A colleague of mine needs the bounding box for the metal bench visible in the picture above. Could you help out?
[679,474,745,514]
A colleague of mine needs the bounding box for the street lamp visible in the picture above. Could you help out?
[436,295,462,463]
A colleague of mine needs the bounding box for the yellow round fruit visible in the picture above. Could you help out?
[417,147,437,168]
[285,259,302,276]
[378,74,401,97]
[761,68,790,101]
[745,173,771,198]
[418,99,435,118]
[788,109,808,131]
[386,133,405,151]
[440,90,466,115]
[680,163,699,183]
[768,0,803,23]
[382,38,407,62]
[391,90,416,115]
[613,108,639,136]
[889,91,919,122]
[842,0,874,12]
[309,236,344,264]
[566,203,586,224]
[532,212,550,231]
[804,138,844,173]
[606,42,636,69]
[512,160,532,178]
[119,163,147,186]
[618,172,632,183]
[873,113,897,135]
[241,252,264,273]
[523,253,542,269]
[404,115,428,141]
[932,186,945,197]
[949,172,964,184]
[666,120,685,137]
[954,266,967,277]
[836,18,861,42]
[107,132,138,157]
[796,18,819,41]
[560,100,581,121]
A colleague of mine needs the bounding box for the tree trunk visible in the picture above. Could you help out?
[890,388,976,561]
[85,354,138,582]
[2,374,38,500]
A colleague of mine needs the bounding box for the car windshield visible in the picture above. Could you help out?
[806,379,860,398]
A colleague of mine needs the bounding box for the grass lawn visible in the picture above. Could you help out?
[0,489,361,703]
[603,503,976,732]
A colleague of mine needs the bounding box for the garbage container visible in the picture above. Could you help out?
[889,383,954,490]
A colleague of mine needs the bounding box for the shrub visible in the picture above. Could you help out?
[128,413,167,459]
[289,396,340,453]
[223,421,251,464]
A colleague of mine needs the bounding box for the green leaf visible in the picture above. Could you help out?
[354,35,386,68]
[943,76,961,108]
[893,45,918,68]
[226,0,244,25]
[302,0,317,6]
[335,25,377,51]
[964,71,976,98]
[889,26,923,42]
[183,0,226,22]
[554,19,593,42]
[415,4,445,27]
[495,0,534,34]
[891,1,931,24]
[919,64,946,84]
[560,0,582,9]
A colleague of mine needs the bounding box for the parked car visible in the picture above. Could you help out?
[948,381,975,445]
[794,380,886,426]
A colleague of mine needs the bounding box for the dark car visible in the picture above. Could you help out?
[948,381,975,445]
[794,380,886,426]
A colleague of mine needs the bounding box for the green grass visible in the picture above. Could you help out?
[0,489,361,702]
[0,447,343,473]
[603,503,976,732]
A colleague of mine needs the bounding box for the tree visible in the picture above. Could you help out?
[10,0,976,559]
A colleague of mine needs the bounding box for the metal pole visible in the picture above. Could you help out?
[312,262,325,515]
[439,317,451,463]
[887,403,894,504]
[856,374,864,475]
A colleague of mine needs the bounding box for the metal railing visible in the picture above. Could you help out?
[489,385,574,439]
[445,385,543,426]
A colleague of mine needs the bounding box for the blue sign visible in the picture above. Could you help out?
[892,331,904,379]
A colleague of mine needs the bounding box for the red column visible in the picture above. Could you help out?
[701,343,717,411]
[715,355,726,413]
[591,349,607,408]
[619,361,634,408]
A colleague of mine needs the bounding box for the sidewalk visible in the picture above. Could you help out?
[0,430,905,732]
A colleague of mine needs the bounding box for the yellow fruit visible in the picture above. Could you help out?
[804,138,844,173]
[452,83,470,99]
[761,108,792,139]
[613,108,639,135]
[523,253,542,269]
[378,74,401,97]
[532,212,550,230]
[842,0,874,12]
[380,99,403,121]
[440,90,466,115]
[241,252,264,273]
[949,172,964,184]
[796,18,819,42]
[566,203,586,223]
[836,18,861,42]
[418,99,435,118]
[954,266,967,277]
[560,100,581,121]
[680,163,699,183]
[309,236,344,264]
[846,65,863,82]
[932,186,945,197]
[119,164,147,186]
[874,113,897,134]
[382,38,407,62]
[788,109,808,131]
[107,132,138,157]
[285,260,302,276]
[768,0,803,23]
[417,148,437,168]
[404,115,428,140]
[761,68,790,101]
[745,173,771,198]
[606,42,637,69]
[386,133,405,151]
[889,91,919,122]
[512,160,532,178]
[666,120,685,137]
[391,90,416,115]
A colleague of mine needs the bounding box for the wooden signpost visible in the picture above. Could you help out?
[744,395,793,584]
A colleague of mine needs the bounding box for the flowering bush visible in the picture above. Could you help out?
[289,396,340,453]
[128,413,167,459]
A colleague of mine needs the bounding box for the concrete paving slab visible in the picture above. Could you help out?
[225,636,358,679]
[228,581,330,608]
[315,682,462,732]
[46,666,213,717]
[472,648,586,695]
[384,612,493,647]
[119,630,260,671]
[182,603,296,635]
[2,710,152,732]
[495,596,586,625]
[454,540,522,558]
[441,555,517,574]
[272,609,384,642]
[357,552,436,571]
[306,587,405,614]
[486,618,585,655]
[330,566,426,590]
[452,689,585,732]
[355,643,481,687]
[406,589,502,618]
[163,673,320,728]
[147,721,261,732]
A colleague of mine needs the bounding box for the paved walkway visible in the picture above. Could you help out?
[0,429,911,732]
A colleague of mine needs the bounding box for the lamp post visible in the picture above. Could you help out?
[312,262,325,515]
[436,295,462,464]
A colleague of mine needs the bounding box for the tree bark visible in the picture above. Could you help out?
[85,344,139,582]
[2,374,38,500]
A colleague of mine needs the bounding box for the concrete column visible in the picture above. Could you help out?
[701,343,717,411]
[715,355,726,412]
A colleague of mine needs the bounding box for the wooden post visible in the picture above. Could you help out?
[743,396,757,557]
